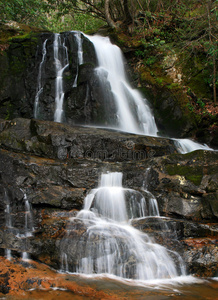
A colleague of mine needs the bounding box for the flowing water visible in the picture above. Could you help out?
[72,31,83,87]
[84,34,212,153]
[4,189,12,260]
[173,138,213,153]
[22,193,34,260]
[33,31,213,153]
[53,34,69,123]
[34,38,48,119]
[85,34,158,136]
[4,189,34,261]
[61,172,185,281]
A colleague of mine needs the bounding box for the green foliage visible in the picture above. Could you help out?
[196,99,205,109]
[0,0,49,28]
[186,102,194,112]
[0,0,106,32]
[47,13,106,33]
[144,56,157,66]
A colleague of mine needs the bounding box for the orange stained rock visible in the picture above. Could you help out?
[0,257,123,299]
[183,237,218,248]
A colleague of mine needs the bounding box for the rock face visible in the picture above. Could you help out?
[0,31,119,127]
[0,117,217,277]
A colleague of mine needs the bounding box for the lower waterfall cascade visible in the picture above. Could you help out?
[60,172,186,280]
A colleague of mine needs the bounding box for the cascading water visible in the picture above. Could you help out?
[85,35,158,136]
[85,34,213,152]
[54,34,69,123]
[3,189,34,261]
[173,138,213,154]
[21,193,34,260]
[34,38,48,119]
[60,172,185,280]
[142,168,159,216]
[33,31,213,153]
[4,189,12,260]
[72,31,83,87]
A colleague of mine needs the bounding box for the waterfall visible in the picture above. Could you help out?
[72,31,83,87]
[60,172,185,280]
[54,34,69,123]
[22,193,34,260]
[85,35,158,136]
[173,138,213,154]
[84,34,213,153]
[4,189,12,260]
[142,168,159,216]
[3,189,34,261]
[33,31,213,153]
[34,38,48,119]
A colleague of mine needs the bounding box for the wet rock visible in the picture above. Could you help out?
[0,118,177,161]
[0,118,217,276]
[144,150,218,221]
[131,217,218,276]
[183,238,218,277]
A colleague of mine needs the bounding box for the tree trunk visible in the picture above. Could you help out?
[207,0,217,103]
[123,0,133,24]
[213,54,217,104]
[104,0,117,28]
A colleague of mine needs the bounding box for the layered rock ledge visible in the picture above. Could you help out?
[0,118,217,281]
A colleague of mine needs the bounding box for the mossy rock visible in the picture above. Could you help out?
[166,164,203,185]
[163,150,218,186]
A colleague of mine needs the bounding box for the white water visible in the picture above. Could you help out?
[61,172,185,280]
[142,168,159,216]
[85,34,158,136]
[83,34,214,153]
[173,138,213,154]
[4,189,12,260]
[33,32,213,154]
[4,189,34,261]
[72,31,83,87]
[22,193,34,260]
[24,193,34,236]
[34,39,48,119]
[54,34,69,122]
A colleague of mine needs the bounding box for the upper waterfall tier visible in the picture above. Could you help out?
[85,34,158,136]
[32,31,212,153]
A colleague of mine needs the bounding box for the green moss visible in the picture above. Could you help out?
[166,164,203,185]
[167,83,180,89]
[180,51,212,100]
[5,103,13,120]
[186,174,203,185]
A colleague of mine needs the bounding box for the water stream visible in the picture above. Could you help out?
[60,172,185,280]
[33,31,213,153]
[84,34,212,153]
[22,193,34,260]
[4,189,12,260]
[85,34,158,136]
[72,31,83,87]
[53,34,69,123]
[34,38,48,119]
[4,189,34,261]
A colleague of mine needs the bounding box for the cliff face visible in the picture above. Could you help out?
[0,24,217,293]
[0,118,217,278]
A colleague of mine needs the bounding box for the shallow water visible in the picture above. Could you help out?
[2,274,217,300]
